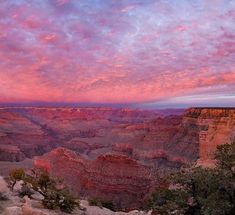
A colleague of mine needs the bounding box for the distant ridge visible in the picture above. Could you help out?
[189,107,235,109]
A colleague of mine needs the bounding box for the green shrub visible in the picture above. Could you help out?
[42,190,60,210]
[146,142,235,215]
[58,190,78,213]
[88,197,115,211]
[8,168,79,213]
[30,170,79,213]
[18,183,34,198]
[42,189,78,213]
[147,188,190,215]
[9,168,25,191]
[214,141,235,170]
[89,197,103,208]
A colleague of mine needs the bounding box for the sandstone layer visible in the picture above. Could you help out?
[0,107,162,161]
[184,108,235,166]
[1,107,234,210]
[34,147,153,210]
[0,107,234,168]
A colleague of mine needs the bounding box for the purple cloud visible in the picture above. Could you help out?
[0,0,234,106]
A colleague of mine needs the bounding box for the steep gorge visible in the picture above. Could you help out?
[0,107,234,209]
[0,107,234,165]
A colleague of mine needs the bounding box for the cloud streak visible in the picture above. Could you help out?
[0,0,234,106]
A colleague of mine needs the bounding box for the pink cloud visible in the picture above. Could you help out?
[0,0,234,106]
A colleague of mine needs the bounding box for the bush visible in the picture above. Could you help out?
[29,170,79,213]
[9,168,25,191]
[88,197,115,211]
[42,190,60,210]
[8,168,79,213]
[18,183,34,198]
[42,189,78,213]
[214,141,235,170]
[58,190,78,213]
[146,142,235,215]
[89,197,103,208]
[147,188,190,215]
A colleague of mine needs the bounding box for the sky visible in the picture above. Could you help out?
[0,0,235,108]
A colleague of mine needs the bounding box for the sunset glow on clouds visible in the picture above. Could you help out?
[0,0,235,107]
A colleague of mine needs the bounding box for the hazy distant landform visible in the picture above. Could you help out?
[0,107,234,212]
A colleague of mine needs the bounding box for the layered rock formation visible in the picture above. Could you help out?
[184,108,235,166]
[0,145,25,162]
[0,108,55,161]
[0,106,234,167]
[1,106,234,210]
[34,147,153,210]
[0,107,162,161]
[129,108,235,167]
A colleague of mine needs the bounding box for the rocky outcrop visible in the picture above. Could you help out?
[3,196,55,215]
[130,115,197,168]
[79,200,151,215]
[184,108,235,165]
[132,108,235,167]
[112,143,133,156]
[0,174,150,215]
[0,145,25,162]
[34,147,154,210]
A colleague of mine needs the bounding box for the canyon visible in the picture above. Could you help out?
[34,147,153,209]
[0,107,234,209]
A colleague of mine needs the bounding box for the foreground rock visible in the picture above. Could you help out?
[34,147,154,210]
[0,176,149,215]
[2,199,150,215]
[80,200,151,215]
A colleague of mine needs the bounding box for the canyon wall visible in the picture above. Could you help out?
[0,107,234,166]
[184,108,235,166]
[0,107,161,161]
[131,108,235,166]
[1,107,234,209]
[34,147,153,210]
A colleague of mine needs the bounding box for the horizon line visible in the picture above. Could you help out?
[0,102,234,110]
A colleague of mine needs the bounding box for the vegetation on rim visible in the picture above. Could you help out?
[146,142,235,215]
[8,168,79,213]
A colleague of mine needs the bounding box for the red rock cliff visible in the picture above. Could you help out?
[184,108,235,165]
[34,147,153,210]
